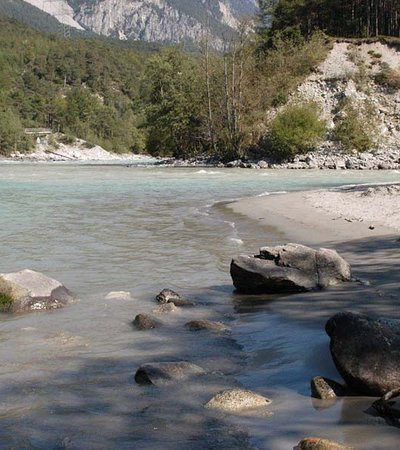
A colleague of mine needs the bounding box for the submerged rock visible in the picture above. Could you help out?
[153,303,178,314]
[326,312,400,395]
[231,243,351,294]
[311,376,347,400]
[297,437,354,450]
[156,289,194,307]
[0,269,74,313]
[132,314,162,330]
[185,320,230,333]
[135,362,205,385]
[105,291,131,300]
[205,388,271,413]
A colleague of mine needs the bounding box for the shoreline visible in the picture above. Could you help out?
[224,182,400,449]
[227,184,399,245]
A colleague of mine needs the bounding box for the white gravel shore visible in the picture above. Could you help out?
[4,138,154,163]
[306,185,400,232]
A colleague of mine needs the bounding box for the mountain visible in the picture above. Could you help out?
[5,0,257,45]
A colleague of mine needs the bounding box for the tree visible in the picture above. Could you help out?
[143,48,203,157]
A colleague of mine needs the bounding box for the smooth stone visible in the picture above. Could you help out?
[185,320,230,333]
[156,289,194,307]
[0,269,73,313]
[105,291,131,300]
[297,437,354,449]
[231,243,351,294]
[326,312,400,396]
[205,388,271,412]
[132,314,162,330]
[135,362,205,385]
[311,376,347,400]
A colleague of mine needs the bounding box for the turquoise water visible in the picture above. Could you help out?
[0,165,399,449]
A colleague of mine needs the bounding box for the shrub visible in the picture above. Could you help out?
[375,64,400,90]
[267,103,326,160]
[58,134,76,145]
[334,101,374,152]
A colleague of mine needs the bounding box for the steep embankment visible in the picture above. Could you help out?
[276,41,400,169]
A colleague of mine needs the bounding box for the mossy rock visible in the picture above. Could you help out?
[0,293,14,312]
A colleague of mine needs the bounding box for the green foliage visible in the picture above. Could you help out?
[334,100,374,152]
[143,48,203,157]
[267,103,326,160]
[265,0,400,39]
[0,293,13,312]
[0,15,150,155]
[0,14,330,160]
[0,108,32,155]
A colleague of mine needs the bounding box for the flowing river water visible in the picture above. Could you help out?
[0,164,399,449]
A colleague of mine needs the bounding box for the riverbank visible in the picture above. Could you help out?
[225,183,400,449]
[2,137,154,163]
[228,183,399,244]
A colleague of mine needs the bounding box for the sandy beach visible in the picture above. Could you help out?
[229,183,399,244]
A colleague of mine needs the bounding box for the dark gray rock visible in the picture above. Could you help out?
[372,388,400,418]
[326,312,400,396]
[132,314,162,330]
[297,437,354,450]
[155,289,194,307]
[185,320,230,333]
[231,243,351,294]
[311,376,347,400]
[0,269,74,313]
[135,361,205,385]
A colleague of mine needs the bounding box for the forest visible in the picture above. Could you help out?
[1,0,400,159]
[269,0,400,38]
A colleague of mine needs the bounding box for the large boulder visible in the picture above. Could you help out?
[0,269,74,313]
[135,362,205,385]
[230,243,351,294]
[326,312,400,396]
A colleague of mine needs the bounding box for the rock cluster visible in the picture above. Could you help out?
[231,243,352,294]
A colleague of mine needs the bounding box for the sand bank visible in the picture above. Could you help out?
[228,184,399,245]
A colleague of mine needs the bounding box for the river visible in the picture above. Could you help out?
[0,164,399,449]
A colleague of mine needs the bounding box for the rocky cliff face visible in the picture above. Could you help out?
[22,0,257,45]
